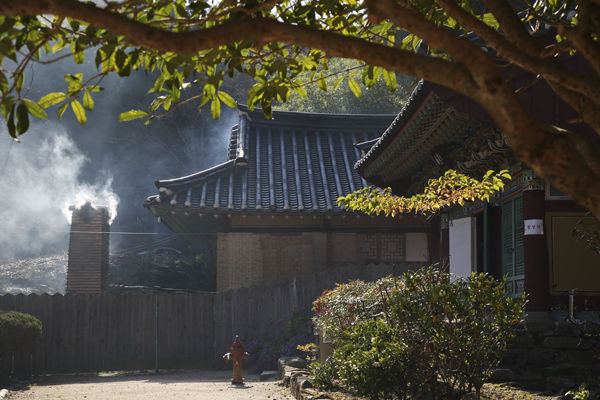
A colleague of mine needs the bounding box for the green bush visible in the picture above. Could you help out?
[0,311,43,355]
[312,267,526,399]
[333,319,418,400]
[312,276,400,341]
[309,359,338,390]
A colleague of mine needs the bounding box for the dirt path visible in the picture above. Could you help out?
[7,370,294,400]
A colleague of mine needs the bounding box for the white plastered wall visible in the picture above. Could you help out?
[405,232,429,262]
[449,217,476,278]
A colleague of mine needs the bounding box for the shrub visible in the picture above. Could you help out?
[312,276,401,342]
[332,319,415,400]
[0,311,42,355]
[312,267,526,399]
[308,359,337,390]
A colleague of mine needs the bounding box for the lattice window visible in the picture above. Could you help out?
[364,234,378,260]
[363,233,405,262]
[381,234,405,261]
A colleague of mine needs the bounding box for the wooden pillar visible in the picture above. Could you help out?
[439,214,449,272]
[522,174,549,311]
[486,205,503,281]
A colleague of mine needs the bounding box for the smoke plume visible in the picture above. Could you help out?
[0,122,118,262]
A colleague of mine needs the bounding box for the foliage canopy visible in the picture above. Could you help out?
[0,0,599,215]
[338,169,512,216]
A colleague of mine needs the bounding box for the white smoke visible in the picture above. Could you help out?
[0,123,119,261]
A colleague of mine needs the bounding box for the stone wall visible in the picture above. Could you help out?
[498,311,600,392]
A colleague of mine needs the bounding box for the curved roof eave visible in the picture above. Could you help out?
[155,159,240,190]
[354,79,432,175]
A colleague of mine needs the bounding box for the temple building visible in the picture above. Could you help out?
[145,107,433,291]
[355,79,600,311]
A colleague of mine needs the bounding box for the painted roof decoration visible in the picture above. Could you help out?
[355,80,513,194]
[145,106,395,215]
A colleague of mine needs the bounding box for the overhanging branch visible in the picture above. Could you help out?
[0,0,475,93]
[436,0,600,105]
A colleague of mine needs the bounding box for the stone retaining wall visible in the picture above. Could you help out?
[498,311,600,392]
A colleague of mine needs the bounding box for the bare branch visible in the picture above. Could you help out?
[484,0,541,55]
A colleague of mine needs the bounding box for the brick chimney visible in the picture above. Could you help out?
[66,202,110,293]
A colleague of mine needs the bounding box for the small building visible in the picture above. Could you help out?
[145,107,433,291]
[356,80,600,311]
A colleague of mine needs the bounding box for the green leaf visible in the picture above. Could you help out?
[94,49,103,68]
[170,84,180,104]
[294,85,308,98]
[38,92,67,108]
[199,95,210,107]
[0,71,7,95]
[482,13,500,30]
[211,98,221,119]
[118,109,148,122]
[16,102,29,134]
[83,90,94,111]
[22,98,47,119]
[52,40,66,54]
[383,70,397,91]
[65,74,83,93]
[69,19,80,31]
[71,99,86,124]
[86,85,104,92]
[15,72,24,92]
[57,103,68,120]
[72,49,84,64]
[217,91,237,108]
[348,78,362,98]
[6,104,16,138]
[153,74,166,93]
[317,72,327,91]
[261,100,272,119]
[203,83,216,98]
[115,49,127,70]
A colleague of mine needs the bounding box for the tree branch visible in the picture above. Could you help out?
[0,0,475,93]
[366,0,492,68]
[468,81,600,217]
[483,0,540,55]
[436,0,600,105]
[560,0,600,76]
[546,79,600,138]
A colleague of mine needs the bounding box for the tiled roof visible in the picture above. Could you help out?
[145,106,395,214]
[355,80,481,185]
[354,80,512,194]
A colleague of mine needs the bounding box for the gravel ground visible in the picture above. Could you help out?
[6,370,294,400]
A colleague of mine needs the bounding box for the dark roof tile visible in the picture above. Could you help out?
[145,106,395,214]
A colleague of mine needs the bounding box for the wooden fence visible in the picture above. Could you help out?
[0,292,214,375]
[1,262,418,375]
